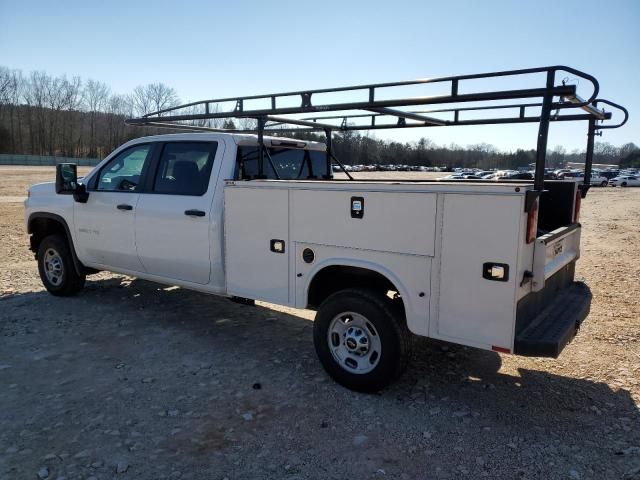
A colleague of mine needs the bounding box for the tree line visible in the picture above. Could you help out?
[0,66,179,158]
[1,66,638,168]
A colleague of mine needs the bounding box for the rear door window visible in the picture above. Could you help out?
[153,142,218,196]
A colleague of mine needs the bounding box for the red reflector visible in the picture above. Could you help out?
[526,197,539,244]
[574,189,582,222]
[492,345,511,354]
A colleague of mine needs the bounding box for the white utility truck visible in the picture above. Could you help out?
[25,67,627,392]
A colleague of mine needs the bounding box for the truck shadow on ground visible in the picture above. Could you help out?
[2,276,638,443]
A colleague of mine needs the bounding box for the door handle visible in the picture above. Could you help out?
[117,204,133,211]
[184,209,206,217]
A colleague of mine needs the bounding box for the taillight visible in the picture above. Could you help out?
[574,190,582,222]
[526,196,539,244]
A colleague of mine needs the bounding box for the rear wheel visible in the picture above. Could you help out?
[622,182,628,187]
[600,181,607,187]
[37,234,85,296]
[313,288,411,392]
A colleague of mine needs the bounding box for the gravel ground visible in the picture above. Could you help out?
[0,167,638,480]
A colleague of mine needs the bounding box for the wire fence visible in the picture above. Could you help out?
[0,154,100,166]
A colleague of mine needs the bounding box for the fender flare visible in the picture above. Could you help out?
[27,212,84,276]
[303,257,412,314]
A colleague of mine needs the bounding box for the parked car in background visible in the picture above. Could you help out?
[554,168,573,178]
[588,172,610,187]
[609,175,640,187]
[557,170,609,186]
[499,171,534,180]
[599,169,620,180]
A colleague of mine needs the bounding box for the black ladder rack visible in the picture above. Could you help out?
[125,65,628,195]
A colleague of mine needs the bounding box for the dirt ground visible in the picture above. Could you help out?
[0,166,638,480]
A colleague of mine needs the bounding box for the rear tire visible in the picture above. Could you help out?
[621,182,628,187]
[600,181,607,187]
[313,288,411,392]
[37,234,85,296]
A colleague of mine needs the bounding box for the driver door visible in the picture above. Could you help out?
[74,143,155,272]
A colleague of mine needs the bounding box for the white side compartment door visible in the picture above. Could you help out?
[224,186,290,305]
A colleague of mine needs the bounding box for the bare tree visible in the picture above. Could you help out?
[0,68,25,152]
[548,145,566,168]
[147,83,179,113]
[59,76,82,156]
[132,85,153,117]
[0,67,12,104]
[106,93,130,151]
[23,71,53,154]
[84,79,110,157]
[132,83,179,117]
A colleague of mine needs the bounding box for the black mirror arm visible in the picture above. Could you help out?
[73,183,89,203]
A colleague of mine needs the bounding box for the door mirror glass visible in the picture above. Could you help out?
[56,163,78,194]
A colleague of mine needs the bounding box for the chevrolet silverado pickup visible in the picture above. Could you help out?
[24,66,628,391]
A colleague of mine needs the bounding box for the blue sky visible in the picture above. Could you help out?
[1,0,638,151]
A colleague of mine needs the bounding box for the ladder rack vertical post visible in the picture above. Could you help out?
[534,69,555,191]
[581,117,597,198]
[324,128,333,179]
[256,117,266,179]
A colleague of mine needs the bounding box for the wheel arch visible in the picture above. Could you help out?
[27,212,83,276]
[304,259,410,318]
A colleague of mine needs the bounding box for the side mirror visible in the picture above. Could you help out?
[55,163,78,194]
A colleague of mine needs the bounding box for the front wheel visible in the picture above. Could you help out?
[600,181,608,187]
[37,234,85,296]
[313,288,411,392]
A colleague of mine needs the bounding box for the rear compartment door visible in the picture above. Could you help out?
[224,186,290,304]
[434,193,522,350]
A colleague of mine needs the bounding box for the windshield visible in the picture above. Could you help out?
[236,146,328,180]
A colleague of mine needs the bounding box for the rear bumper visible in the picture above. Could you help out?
[514,281,591,357]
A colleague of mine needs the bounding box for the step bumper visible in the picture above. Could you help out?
[514,282,591,358]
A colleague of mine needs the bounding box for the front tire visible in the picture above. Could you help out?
[37,234,85,296]
[600,181,607,187]
[313,288,411,392]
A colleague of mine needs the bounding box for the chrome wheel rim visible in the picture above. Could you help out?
[43,248,64,286]
[327,311,382,374]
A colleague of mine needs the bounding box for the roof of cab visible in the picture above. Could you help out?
[124,132,326,151]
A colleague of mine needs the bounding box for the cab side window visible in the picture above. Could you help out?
[96,144,152,192]
[236,146,326,180]
[153,142,218,196]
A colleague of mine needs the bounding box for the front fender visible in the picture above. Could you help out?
[27,212,84,276]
